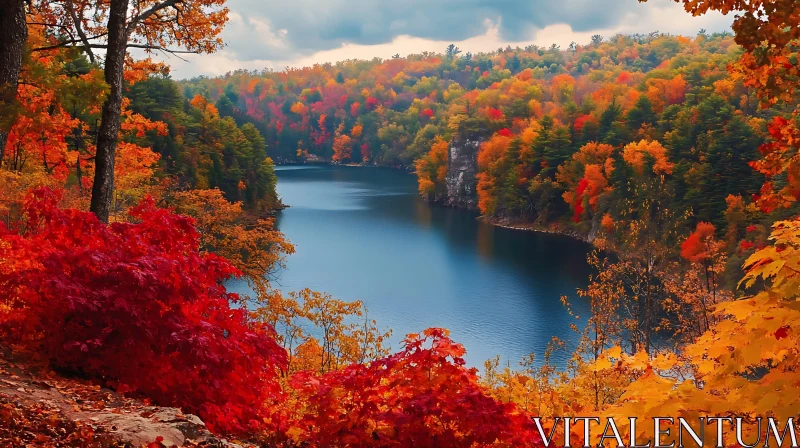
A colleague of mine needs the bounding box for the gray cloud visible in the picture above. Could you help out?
[220,0,644,61]
[159,0,733,78]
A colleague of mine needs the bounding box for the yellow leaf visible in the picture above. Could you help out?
[286,426,304,443]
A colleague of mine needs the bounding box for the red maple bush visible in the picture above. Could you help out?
[288,328,544,447]
[0,188,287,435]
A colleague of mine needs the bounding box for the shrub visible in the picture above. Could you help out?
[0,188,287,435]
[287,328,544,447]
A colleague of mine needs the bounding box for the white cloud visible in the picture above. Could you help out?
[248,17,289,50]
[158,0,733,79]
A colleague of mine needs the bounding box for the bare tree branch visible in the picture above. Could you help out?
[30,32,108,52]
[127,0,182,32]
[88,43,197,54]
[65,0,96,64]
[27,22,71,29]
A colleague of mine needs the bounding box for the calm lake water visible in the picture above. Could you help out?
[235,164,592,367]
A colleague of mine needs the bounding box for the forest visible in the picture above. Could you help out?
[0,0,799,446]
[178,26,798,289]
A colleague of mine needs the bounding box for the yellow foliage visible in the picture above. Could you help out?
[414,136,449,198]
[253,288,392,375]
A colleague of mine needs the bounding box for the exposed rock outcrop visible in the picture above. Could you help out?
[444,137,481,209]
[0,347,244,447]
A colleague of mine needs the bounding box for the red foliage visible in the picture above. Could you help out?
[572,178,588,222]
[680,222,716,262]
[616,71,632,84]
[497,128,513,137]
[750,116,800,211]
[360,143,371,162]
[0,188,287,435]
[420,108,434,119]
[289,328,543,447]
[487,107,504,120]
[573,114,592,133]
[365,96,380,110]
[350,101,361,116]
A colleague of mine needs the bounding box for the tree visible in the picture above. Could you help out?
[332,133,352,163]
[415,136,449,200]
[445,44,462,59]
[625,95,656,134]
[36,0,228,222]
[0,0,27,161]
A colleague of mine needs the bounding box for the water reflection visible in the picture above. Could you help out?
[252,164,593,367]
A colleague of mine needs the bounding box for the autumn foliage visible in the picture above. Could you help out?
[0,188,287,435]
[680,221,717,262]
[415,136,449,199]
[3,0,800,445]
[0,188,550,446]
[287,328,544,447]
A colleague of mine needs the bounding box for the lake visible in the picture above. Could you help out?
[235,164,592,367]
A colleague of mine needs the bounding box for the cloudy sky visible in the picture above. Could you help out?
[157,0,734,79]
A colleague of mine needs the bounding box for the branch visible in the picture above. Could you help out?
[65,0,96,64]
[155,47,190,62]
[88,43,197,54]
[26,22,70,29]
[30,33,108,52]
[30,40,84,52]
[127,0,182,32]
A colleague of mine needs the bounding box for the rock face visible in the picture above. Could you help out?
[444,137,481,209]
[87,407,239,447]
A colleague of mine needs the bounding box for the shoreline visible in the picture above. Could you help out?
[274,161,595,246]
[482,217,593,244]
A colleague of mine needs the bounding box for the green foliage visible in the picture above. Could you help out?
[127,77,279,212]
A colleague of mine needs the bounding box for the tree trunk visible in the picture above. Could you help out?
[89,0,129,223]
[0,0,28,166]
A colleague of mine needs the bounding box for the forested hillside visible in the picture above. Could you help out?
[181,32,797,258]
[182,32,757,170]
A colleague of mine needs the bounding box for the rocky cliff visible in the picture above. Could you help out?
[444,137,481,210]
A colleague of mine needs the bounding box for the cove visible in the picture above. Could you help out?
[235,164,592,367]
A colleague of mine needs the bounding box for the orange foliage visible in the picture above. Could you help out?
[290,102,309,115]
[622,140,674,175]
[645,75,688,112]
[557,142,616,220]
[190,94,219,116]
[123,57,169,85]
[477,134,511,169]
[332,134,353,163]
[476,172,496,215]
[415,136,449,198]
